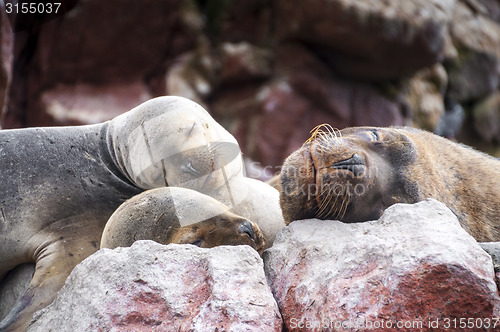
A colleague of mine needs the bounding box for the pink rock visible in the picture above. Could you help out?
[264,199,500,331]
[28,241,282,331]
[37,82,152,126]
[219,42,272,84]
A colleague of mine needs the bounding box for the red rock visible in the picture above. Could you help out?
[29,241,282,331]
[0,5,13,128]
[31,0,200,86]
[217,0,272,44]
[211,44,407,167]
[2,0,202,128]
[36,82,152,126]
[219,42,272,84]
[264,199,500,331]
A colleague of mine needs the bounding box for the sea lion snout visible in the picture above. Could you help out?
[239,220,256,240]
[330,153,365,177]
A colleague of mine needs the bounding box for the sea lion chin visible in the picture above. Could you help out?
[280,125,500,242]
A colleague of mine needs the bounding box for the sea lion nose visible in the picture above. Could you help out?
[239,220,256,240]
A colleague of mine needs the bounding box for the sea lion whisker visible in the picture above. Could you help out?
[317,193,333,217]
[338,193,351,220]
[317,187,341,218]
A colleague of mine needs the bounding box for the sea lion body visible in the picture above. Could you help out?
[0,123,141,331]
[280,126,500,241]
[0,96,255,331]
[101,187,265,253]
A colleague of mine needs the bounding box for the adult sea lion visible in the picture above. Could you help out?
[280,125,500,241]
[101,187,265,252]
[0,96,257,331]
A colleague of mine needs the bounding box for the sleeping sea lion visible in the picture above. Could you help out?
[0,96,254,331]
[280,125,500,241]
[100,187,265,253]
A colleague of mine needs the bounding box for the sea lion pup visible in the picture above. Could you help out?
[280,125,500,242]
[0,96,246,331]
[101,187,265,253]
[211,176,285,247]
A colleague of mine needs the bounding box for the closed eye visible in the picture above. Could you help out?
[190,239,203,247]
[370,130,380,142]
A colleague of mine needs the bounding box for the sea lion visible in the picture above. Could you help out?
[0,96,253,331]
[211,176,285,247]
[101,187,265,252]
[280,125,500,241]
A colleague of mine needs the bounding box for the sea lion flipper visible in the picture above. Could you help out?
[1,221,103,331]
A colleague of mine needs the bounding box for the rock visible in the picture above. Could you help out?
[480,242,500,272]
[403,64,447,131]
[434,98,465,138]
[28,241,282,331]
[264,199,500,330]
[165,47,214,108]
[473,91,500,143]
[219,42,272,84]
[447,1,500,102]
[0,4,13,127]
[216,0,272,44]
[462,0,500,22]
[31,0,201,86]
[212,43,408,167]
[3,0,203,128]
[274,0,456,80]
[36,82,152,126]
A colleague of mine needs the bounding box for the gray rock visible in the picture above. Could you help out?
[264,199,500,330]
[480,242,500,272]
[274,0,456,79]
[28,241,282,331]
[447,1,500,102]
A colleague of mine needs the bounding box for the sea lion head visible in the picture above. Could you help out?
[108,96,243,193]
[101,187,265,254]
[280,125,419,223]
[166,212,266,254]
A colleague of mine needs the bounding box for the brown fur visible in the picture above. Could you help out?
[280,126,500,242]
[101,187,265,253]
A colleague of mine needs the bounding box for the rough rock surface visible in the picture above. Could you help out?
[274,0,455,80]
[447,1,500,102]
[264,199,500,331]
[37,82,152,126]
[0,5,13,126]
[28,241,282,331]
[473,91,500,143]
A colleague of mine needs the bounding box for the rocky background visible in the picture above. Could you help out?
[0,0,499,177]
